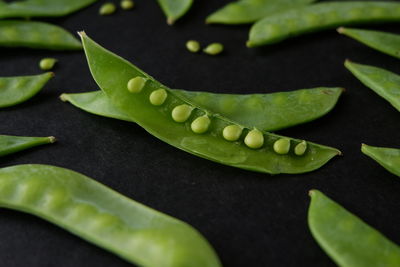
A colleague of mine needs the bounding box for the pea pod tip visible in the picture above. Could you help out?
[59,93,68,102]
[77,31,87,38]
[337,27,346,34]
[167,18,175,25]
[48,136,57,143]
[246,41,254,48]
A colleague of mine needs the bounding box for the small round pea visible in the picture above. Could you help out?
[295,141,307,156]
[99,3,116,15]
[273,138,291,155]
[149,89,168,106]
[172,104,192,122]
[223,125,242,141]
[39,58,57,71]
[244,129,264,149]
[203,43,224,55]
[186,40,200,53]
[120,0,134,10]
[191,115,210,134]
[127,77,146,93]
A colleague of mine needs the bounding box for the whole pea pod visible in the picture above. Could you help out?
[156,0,193,25]
[362,144,400,178]
[247,2,400,47]
[0,164,221,266]
[0,135,55,157]
[308,190,400,267]
[80,32,340,174]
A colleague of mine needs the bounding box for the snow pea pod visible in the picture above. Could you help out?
[345,60,400,112]
[247,2,400,47]
[338,27,400,59]
[206,0,316,25]
[0,20,82,50]
[0,135,55,157]
[156,0,193,25]
[308,190,400,267]
[362,144,400,178]
[0,164,221,266]
[80,33,340,174]
[0,72,53,108]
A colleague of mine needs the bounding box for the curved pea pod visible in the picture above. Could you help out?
[308,190,400,267]
[80,32,340,174]
[345,61,400,112]
[247,2,400,47]
[0,164,221,266]
[0,135,56,157]
[0,72,53,108]
[362,144,400,178]
[206,0,316,25]
[338,27,400,59]
[0,20,82,50]
[156,0,193,25]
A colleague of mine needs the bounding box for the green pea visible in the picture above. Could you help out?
[203,43,224,55]
[295,141,307,156]
[186,40,200,53]
[120,0,135,10]
[127,77,146,93]
[149,88,168,106]
[244,129,264,149]
[99,3,116,15]
[191,115,211,134]
[172,104,192,122]
[223,125,242,141]
[39,58,57,71]
[273,138,290,154]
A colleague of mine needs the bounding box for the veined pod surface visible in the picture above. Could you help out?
[80,33,340,174]
[0,164,221,267]
[362,144,400,178]
[0,20,82,50]
[0,135,55,157]
[0,72,53,108]
[156,0,193,25]
[248,2,400,47]
[308,190,400,267]
[345,61,400,112]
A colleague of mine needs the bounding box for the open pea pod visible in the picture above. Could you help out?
[362,144,400,177]
[156,0,193,25]
[308,190,400,267]
[0,135,55,157]
[81,33,340,174]
[0,164,221,266]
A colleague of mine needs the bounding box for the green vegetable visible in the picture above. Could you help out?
[99,2,116,15]
[39,58,57,71]
[0,135,55,157]
[149,88,168,106]
[0,72,53,108]
[127,76,146,93]
[171,104,193,123]
[186,40,200,53]
[206,0,316,25]
[191,115,211,134]
[0,20,82,50]
[157,0,193,25]
[273,138,290,155]
[222,125,242,142]
[244,129,264,149]
[294,141,307,156]
[345,60,400,112]
[120,0,135,10]
[248,2,400,47]
[308,190,400,267]
[0,164,221,267]
[338,27,400,59]
[362,144,400,178]
[203,43,224,56]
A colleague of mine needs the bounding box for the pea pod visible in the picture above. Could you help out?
[156,0,193,25]
[345,61,400,112]
[206,0,316,25]
[0,135,55,157]
[0,20,82,50]
[0,72,53,108]
[80,32,340,174]
[0,164,221,266]
[247,2,400,47]
[338,27,400,59]
[308,190,400,267]
[362,144,400,177]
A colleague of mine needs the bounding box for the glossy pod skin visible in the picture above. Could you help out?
[156,0,193,25]
[247,2,400,47]
[0,72,53,108]
[81,33,340,174]
[338,27,400,59]
[206,0,316,25]
[0,164,221,266]
[0,20,82,50]
[362,144,400,178]
[308,190,400,267]
[345,61,400,112]
[0,135,55,157]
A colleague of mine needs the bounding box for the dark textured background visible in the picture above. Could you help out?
[1,0,400,266]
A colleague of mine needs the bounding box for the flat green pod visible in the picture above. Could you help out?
[0,72,53,108]
[308,190,400,267]
[0,135,55,157]
[362,144,400,177]
[156,0,193,25]
[0,20,82,50]
[345,61,400,112]
[248,2,400,47]
[0,164,221,267]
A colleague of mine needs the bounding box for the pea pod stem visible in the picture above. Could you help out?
[0,135,56,157]
[156,0,193,25]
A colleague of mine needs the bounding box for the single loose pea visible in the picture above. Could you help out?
[273,138,291,155]
[149,88,168,106]
[186,40,200,53]
[127,77,146,93]
[244,129,264,149]
[203,43,224,55]
[172,104,192,122]
[99,3,116,15]
[121,0,134,10]
[191,115,211,134]
[223,125,242,141]
[295,141,307,156]
[39,58,57,71]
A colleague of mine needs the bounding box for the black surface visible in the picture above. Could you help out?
[1,1,400,266]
